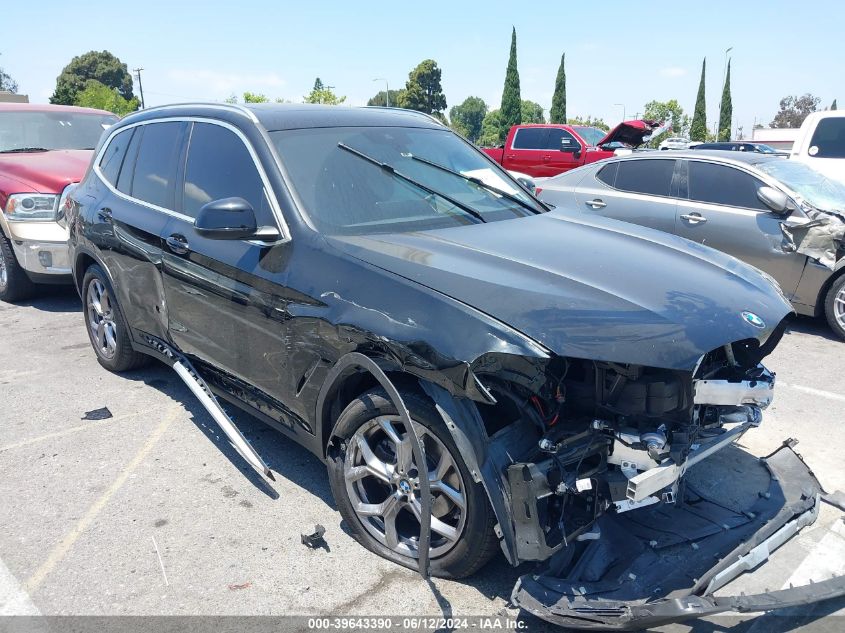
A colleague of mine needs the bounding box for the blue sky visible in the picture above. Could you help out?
[3,0,843,136]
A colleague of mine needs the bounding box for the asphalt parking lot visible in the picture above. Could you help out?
[1,287,844,632]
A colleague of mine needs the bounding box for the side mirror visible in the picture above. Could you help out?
[757,186,792,215]
[194,197,279,241]
[513,175,536,193]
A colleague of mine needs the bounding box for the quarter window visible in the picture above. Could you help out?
[614,159,675,196]
[596,162,618,187]
[98,128,133,186]
[687,161,767,209]
[129,122,184,209]
[808,117,845,158]
[512,128,546,150]
[182,122,271,222]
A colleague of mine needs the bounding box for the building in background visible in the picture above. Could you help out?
[751,127,800,151]
[0,91,29,103]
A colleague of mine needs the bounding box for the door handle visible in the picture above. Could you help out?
[680,213,707,224]
[166,234,190,255]
[506,154,517,159]
[97,207,113,222]
[542,155,551,162]
[586,199,607,209]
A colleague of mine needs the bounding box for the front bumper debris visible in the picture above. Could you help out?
[511,443,845,630]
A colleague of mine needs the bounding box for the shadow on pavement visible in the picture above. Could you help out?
[784,313,843,343]
[0,284,80,313]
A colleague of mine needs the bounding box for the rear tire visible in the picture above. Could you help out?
[0,233,36,303]
[824,274,845,341]
[327,387,499,578]
[82,264,149,372]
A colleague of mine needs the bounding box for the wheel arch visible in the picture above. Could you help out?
[815,264,845,317]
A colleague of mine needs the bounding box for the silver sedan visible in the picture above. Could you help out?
[537,150,845,338]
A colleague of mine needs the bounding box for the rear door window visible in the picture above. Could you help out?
[98,128,134,186]
[512,127,547,149]
[614,159,675,196]
[181,122,272,223]
[808,117,845,158]
[129,122,185,209]
[687,161,767,209]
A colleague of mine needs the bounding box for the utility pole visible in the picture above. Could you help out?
[133,68,145,109]
[374,78,389,106]
[614,103,626,122]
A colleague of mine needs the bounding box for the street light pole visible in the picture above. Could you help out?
[133,67,145,109]
[614,103,626,122]
[716,46,732,140]
[373,78,389,107]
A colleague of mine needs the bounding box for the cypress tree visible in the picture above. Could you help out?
[549,53,566,124]
[832,99,838,110]
[500,27,522,135]
[689,58,707,141]
[718,60,732,141]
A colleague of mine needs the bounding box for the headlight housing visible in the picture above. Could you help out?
[4,193,59,221]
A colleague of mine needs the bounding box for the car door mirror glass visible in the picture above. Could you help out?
[195,197,261,240]
[757,186,791,215]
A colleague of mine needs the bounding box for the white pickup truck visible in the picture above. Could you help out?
[791,110,845,184]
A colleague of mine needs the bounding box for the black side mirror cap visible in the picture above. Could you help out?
[194,197,279,241]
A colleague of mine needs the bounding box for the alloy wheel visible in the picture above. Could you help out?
[343,415,467,559]
[87,279,118,359]
[835,285,845,331]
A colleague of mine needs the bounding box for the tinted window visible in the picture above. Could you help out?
[546,128,579,151]
[130,122,184,209]
[512,128,546,149]
[98,128,133,186]
[614,159,675,196]
[687,161,767,209]
[809,117,845,158]
[117,126,142,195]
[183,123,271,221]
[596,162,618,186]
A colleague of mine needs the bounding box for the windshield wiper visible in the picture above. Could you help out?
[0,147,50,153]
[337,143,486,224]
[409,154,549,214]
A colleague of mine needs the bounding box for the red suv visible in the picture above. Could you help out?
[0,103,118,301]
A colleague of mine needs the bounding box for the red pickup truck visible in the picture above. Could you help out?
[482,120,657,178]
[0,103,118,301]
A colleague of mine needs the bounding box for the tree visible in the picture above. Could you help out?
[50,51,134,105]
[478,109,504,146]
[399,59,447,116]
[643,99,690,147]
[831,99,838,111]
[367,89,404,107]
[549,53,566,123]
[689,58,707,141]
[718,60,732,141]
[74,80,139,116]
[521,100,544,124]
[243,92,269,103]
[567,115,609,131]
[0,53,17,93]
[449,96,488,142]
[771,93,820,128]
[500,27,522,136]
[304,82,346,105]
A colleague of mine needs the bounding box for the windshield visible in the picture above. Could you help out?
[270,126,542,235]
[754,144,777,154]
[757,159,845,211]
[0,110,118,153]
[571,126,606,146]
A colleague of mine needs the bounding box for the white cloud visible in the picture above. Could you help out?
[659,67,687,78]
[166,69,287,96]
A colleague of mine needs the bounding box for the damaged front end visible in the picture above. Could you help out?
[445,331,845,628]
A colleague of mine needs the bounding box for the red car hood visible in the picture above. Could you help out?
[0,149,93,193]
[596,119,659,148]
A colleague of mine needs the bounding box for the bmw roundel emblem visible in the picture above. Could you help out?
[741,311,766,328]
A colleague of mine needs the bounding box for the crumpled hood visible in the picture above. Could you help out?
[0,149,92,193]
[597,119,659,148]
[328,212,793,370]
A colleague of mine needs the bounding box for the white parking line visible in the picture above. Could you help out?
[779,382,845,403]
[0,413,138,453]
[783,518,845,589]
[0,557,39,615]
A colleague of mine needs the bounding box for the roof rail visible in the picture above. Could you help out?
[126,101,259,123]
[364,105,445,127]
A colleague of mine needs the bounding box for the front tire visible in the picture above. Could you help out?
[0,232,36,303]
[82,264,149,372]
[327,387,498,578]
[824,274,845,340]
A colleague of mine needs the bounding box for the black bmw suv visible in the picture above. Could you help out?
[67,103,837,628]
